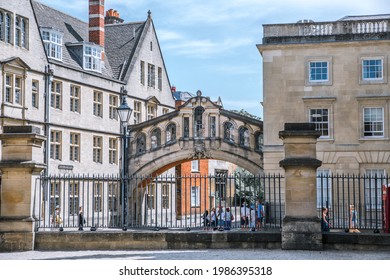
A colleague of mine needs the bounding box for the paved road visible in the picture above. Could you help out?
[0,248,389,260]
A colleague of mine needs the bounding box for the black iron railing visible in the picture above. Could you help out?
[317,174,387,232]
[34,174,284,231]
[34,173,387,232]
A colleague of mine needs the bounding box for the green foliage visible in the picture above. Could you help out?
[233,167,264,204]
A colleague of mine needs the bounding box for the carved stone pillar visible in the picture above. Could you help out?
[279,123,322,250]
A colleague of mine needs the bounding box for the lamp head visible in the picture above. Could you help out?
[117,98,133,125]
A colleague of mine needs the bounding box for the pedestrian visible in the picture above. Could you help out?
[321,207,329,232]
[249,204,256,230]
[78,206,86,231]
[349,205,360,233]
[217,206,224,229]
[202,210,210,230]
[52,205,62,228]
[210,208,217,229]
[257,199,264,230]
[240,201,250,230]
[222,207,234,230]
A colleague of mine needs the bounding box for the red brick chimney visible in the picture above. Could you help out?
[89,0,105,49]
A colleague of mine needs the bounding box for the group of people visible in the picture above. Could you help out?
[202,206,234,230]
[240,199,264,231]
[321,204,360,233]
[51,205,86,231]
[202,199,265,231]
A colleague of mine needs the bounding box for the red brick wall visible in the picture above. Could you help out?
[178,159,210,216]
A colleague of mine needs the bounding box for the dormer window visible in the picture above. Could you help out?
[41,28,63,61]
[84,45,102,73]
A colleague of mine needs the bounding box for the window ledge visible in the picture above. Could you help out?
[359,137,389,142]
[317,137,334,143]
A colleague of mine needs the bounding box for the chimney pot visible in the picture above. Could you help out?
[104,7,124,25]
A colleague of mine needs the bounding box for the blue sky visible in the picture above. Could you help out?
[37,0,388,118]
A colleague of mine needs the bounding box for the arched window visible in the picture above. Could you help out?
[254,131,263,151]
[151,128,161,150]
[166,123,176,143]
[183,117,190,138]
[224,122,234,142]
[194,106,204,137]
[239,127,250,147]
[136,133,146,154]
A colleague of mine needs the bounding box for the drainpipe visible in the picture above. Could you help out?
[44,65,53,227]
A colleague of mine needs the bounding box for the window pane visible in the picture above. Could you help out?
[309,61,328,81]
[317,170,332,208]
[363,59,383,80]
[363,107,384,137]
[310,108,329,137]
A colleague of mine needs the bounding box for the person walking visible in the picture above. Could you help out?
[240,201,250,230]
[257,200,264,230]
[202,210,210,230]
[349,205,360,233]
[78,206,86,231]
[321,207,329,232]
[52,205,62,229]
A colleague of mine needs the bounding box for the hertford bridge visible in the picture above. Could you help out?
[127,91,263,177]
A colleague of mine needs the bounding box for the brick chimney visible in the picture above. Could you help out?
[89,0,105,48]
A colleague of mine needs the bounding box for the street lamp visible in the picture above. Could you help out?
[116,93,133,231]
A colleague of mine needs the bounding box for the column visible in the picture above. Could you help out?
[279,123,322,250]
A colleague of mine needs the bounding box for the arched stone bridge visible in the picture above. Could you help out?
[128,91,263,176]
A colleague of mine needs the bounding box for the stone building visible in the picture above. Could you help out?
[258,15,390,207]
[0,0,175,175]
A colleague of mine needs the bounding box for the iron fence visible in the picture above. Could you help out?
[34,174,284,231]
[317,174,387,232]
[34,173,388,232]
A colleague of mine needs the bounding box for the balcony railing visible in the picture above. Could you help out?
[263,18,389,38]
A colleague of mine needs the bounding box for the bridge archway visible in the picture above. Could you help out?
[127,91,263,177]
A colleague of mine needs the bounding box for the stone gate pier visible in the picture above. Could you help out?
[0,126,46,251]
[279,123,322,250]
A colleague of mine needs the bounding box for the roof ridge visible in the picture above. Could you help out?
[105,20,146,27]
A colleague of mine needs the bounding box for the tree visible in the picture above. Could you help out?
[233,167,263,206]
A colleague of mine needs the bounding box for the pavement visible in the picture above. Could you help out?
[0,248,389,260]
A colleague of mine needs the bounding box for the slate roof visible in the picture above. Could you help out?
[31,0,148,81]
[105,21,145,80]
[172,91,195,102]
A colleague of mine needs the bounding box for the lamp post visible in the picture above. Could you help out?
[116,90,133,231]
[44,65,54,228]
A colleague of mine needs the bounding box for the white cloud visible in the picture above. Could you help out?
[158,30,184,41]
[161,34,254,57]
